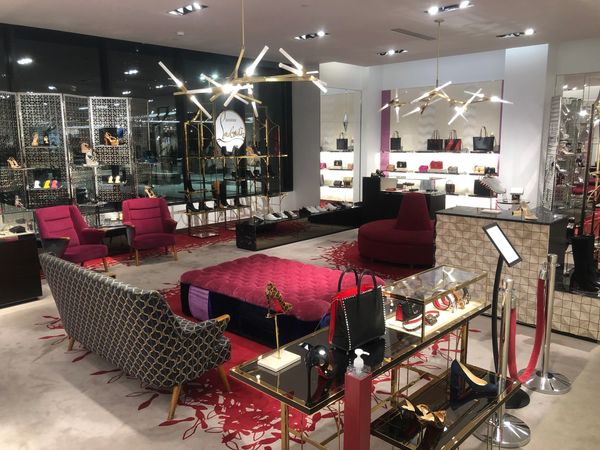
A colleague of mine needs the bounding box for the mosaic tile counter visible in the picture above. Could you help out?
[435,207,598,341]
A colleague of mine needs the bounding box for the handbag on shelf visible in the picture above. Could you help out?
[429,160,443,170]
[319,162,327,169]
[445,181,456,194]
[329,269,386,351]
[472,126,496,153]
[473,165,485,174]
[418,165,429,173]
[387,164,396,171]
[336,132,349,151]
[485,167,497,175]
[343,177,353,187]
[334,160,343,167]
[395,299,423,322]
[390,131,402,151]
[427,130,443,151]
[347,163,354,170]
[444,130,462,152]
[448,165,459,174]
[333,180,343,187]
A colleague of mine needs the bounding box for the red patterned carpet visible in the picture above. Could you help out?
[315,239,423,281]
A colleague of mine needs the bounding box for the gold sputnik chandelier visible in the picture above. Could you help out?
[382,19,511,125]
[159,0,327,118]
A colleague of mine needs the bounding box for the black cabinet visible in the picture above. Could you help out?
[0,234,42,307]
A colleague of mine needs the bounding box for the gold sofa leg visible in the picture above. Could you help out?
[102,257,109,272]
[217,365,231,392]
[167,384,182,420]
[134,249,140,266]
[172,244,178,261]
[67,336,75,351]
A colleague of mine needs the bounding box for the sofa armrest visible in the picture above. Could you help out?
[164,218,177,234]
[123,222,136,246]
[175,315,231,372]
[41,237,70,258]
[80,227,106,244]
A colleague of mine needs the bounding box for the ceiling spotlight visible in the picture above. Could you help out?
[524,28,535,36]
[294,31,329,40]
[168,3,207,16]
[426,2,473,14]
[563,84,569,89]
[428,6,440,15]
[211,72,219,79]
[48,85,57,91]
[155,84,164,89]
[572,86,577,90]
[579,109,589,117]
[497,28,536,38]
[378,49,407,56]
[17,57,33,65]
[124,69,139,75]
[122,90,131,95]
[459,1,470,8]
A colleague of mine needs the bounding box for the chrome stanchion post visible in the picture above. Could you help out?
[523,254,572,394]
[475,279,531,448]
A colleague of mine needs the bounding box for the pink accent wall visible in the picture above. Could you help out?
[380,90,391,171]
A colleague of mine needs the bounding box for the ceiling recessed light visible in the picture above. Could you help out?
[211,72,219,79]
[571,86,577,90]
[294,31,329,40]
[378,49,407,56]
[562,84,569,89]
[168,3,207,16]
[426,2,473,15]
[155,84,164,89]
[17,57,33,65]
[497,28,536,38]
[122,90,131,95]
[48,85,57,91]
[124,69,139,75]
[524,28,535,36]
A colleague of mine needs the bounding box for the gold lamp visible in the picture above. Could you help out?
[159,0,327,117]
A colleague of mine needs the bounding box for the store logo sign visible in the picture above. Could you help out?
[215,110,245,153]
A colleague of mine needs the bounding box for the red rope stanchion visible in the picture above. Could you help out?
[508,278,546,383]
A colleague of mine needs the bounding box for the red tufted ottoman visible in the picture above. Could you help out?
[180,254,383,345]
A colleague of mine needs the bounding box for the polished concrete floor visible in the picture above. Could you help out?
[0,229,598,449]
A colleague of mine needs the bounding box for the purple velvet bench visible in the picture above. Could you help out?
[180,254,383,345]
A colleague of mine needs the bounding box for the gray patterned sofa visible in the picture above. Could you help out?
[39,253,231,419]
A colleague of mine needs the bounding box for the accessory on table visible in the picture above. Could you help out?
[472,126,495,153]
[9,225,26,234]
[418,165,429,173]
[402,399,446,429]
[336,132,348,150]
[390,130,402,151]
[444,129,462,152]
[334,160,343,167]
[433,296,451,311]
[427,129,443,151]
[395,300,423,322]
[329,269,385,351]
[447,165,459,174]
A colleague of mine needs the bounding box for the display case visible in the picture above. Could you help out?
[0,202,35,237]
[383,265,488,341]
[17,92,71,208]
[320,89,361,203]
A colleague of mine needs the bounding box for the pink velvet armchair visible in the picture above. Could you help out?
[35,205,109,271]
[358,192,435,266]
[122,198,178,266]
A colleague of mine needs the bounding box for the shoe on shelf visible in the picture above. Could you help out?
[272,212,285,219]
[299,207,312,216]
[43,180,51,189]
[204,200,216,210]
[80,142,91,154]
[264,213,279,221]
[401,399,446,429]
[144,185,156,198]
[316,206,328,212]
[324,203,337,211]
[284,210,298,219]
[33,180,41,189]
[307,206,320,214]
[252,215,264,225]
[43,133,49,146]
[31,132,39,147]
[186,201,200,212]
[7,157,21,169]
[449,360,497,402]
[108,175,114,184]
[14,195,24,208]
[114,175,121,184]
[51,180,58,189]
[84,152,99,167]
[104,132,119,146]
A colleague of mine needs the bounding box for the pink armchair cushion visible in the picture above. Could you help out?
[395,193,433,231]
[80,227,105,244]
[63,244,108,264]
[35,205,81,246]
[122,198,177,250]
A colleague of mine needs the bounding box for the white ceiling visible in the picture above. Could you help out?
[2,0,600,67]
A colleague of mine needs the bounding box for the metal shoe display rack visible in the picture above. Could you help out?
[16,93,71,209]
[0,92,25,200]
[88,97,138,204]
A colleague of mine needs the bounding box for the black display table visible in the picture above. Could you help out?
[236,207,363,251]
[362,176,446,221]
[0,233,42,308]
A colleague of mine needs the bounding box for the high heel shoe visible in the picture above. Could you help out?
[33,180,41,189]
[84,152,99,167]
[450,360,497,402]
[114,175,121,184]
[31,132,39,147]
[103,132,118,146]
[51,180,58,189]
[43,133,49,146]
[43,180,51,189]
[144,185,156,198]
[186,201,200,212]
[7,157,20,169]
[80,142,91,154]
[14,195,24,208]
[265,282,293,317]
[108,175,114,184]
[401,399,446,429]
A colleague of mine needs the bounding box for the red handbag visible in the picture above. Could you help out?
[444,130,462,152]
[430,161,443,170]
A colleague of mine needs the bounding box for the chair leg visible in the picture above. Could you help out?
[217,365,231,392]
[67,336,75,351]
[172,244,178,261]
[134,249,140,266]
[102,257,109,272]
[167,384,182,420]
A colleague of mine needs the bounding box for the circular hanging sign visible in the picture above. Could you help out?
[215,110,245,153]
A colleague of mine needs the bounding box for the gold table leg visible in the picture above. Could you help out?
[460,322,469,364]
[391,366,400,407]
[281,402,289,450]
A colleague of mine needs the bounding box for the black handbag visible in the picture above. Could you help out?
[329,269,386,351]
[472,126,495,153]
[427,130,443,151]
[334,160,343,167]
[474,179,493,196]
[396,161,407,169]
[390,131,402,151]
[336,132,348,150]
